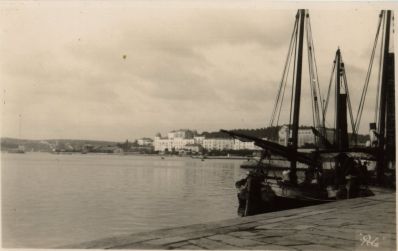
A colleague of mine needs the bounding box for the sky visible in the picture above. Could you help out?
[0,1,395,141]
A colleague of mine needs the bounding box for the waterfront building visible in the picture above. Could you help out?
[368,122,378,147]
[278,126,290,146]
[278,125,316,147]
[154,130,195,152]
[233,139,265,150]
[202,138,234,151]
[298,129,316,147]
[155,129,275,152]
[278,125,337,147]
[172,138,195,151]
[154,135,173,152]
[193,136,205,145]
[137,138,153,146]
[183,143,203,153]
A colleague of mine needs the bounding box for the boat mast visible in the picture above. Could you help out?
[385,21,395,178]
[335,49,341,148]
[290,9,306,184]
[377,10,393,184]
[334,49,349,151]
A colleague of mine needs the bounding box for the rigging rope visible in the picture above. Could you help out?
[342,63,356,136]
[269,18,298,127]
[276,26,297,126]
[269,9,324,141]
[324,61,336,123]
[306,18,317,129]
[354,11,383,133]
[307,15,324,121]
[375,13,386,126]
[289,18,299,130]
[306,14,322,129]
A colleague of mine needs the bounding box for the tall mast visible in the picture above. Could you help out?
[335,49,341,147]
[334,49,349,151]
[377,10,392,184]
[385,29,395,175]
[290,9,305,184]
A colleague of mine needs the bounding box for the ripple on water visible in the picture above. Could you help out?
[2,153,245,248]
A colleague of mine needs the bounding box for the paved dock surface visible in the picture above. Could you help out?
[65,192,396,250]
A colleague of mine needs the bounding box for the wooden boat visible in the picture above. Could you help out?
[223,9,395,216]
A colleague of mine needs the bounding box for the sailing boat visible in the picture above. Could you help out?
[222,9,395,216]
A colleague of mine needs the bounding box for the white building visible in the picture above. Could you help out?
[298,129,316,147]
[154,136,173,152]
[233,139,265,150]
[278,125,316,147]
[155,129,273,152]
[278,126,290,146]
[202,138,234,151]
[184,143,203,153]
[369,122,378,147]
[137,138,153,146]
[154,130,195,152]
[172,138,195,150]
[194,136,205,145]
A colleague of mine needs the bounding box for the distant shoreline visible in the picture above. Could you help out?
[1,151,251,160]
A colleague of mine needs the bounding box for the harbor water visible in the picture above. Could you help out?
[2,153,247,248]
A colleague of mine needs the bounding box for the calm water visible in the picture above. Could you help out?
[2,153,246,248]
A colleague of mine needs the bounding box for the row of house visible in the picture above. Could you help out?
[153,127,324,153]
[153,129,266,152]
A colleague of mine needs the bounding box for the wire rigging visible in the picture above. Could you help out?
[341,60,356,136]
[307,15,324,118]
[289,17,299,130]
[269,10,324,148]
[269,18,298,127]
[375,13,386,126]
[276,26,297,126]
[354,11,383,133]
[323,62,336,122]
[305,14,322,129]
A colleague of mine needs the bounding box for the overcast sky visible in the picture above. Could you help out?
[0,1,395,141]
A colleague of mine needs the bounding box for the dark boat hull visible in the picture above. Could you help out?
[236,170,374,217]
[237,191,326,216]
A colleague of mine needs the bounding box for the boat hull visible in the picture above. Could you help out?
[236,170,374,217]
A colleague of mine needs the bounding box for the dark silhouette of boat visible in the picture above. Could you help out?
[222,9,395,217]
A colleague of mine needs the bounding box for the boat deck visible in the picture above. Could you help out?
[64,191,396,250]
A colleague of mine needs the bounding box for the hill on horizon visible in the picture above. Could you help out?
[1,138,119,152]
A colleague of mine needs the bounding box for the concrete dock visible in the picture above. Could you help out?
[65,192,396,250]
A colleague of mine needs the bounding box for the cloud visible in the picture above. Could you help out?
[0,3,384,140]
